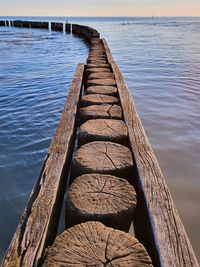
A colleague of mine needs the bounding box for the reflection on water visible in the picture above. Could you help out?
[0,17,200,262]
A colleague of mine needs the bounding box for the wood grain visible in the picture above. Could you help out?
[66,173,137,231]
[81,94,119,107]
[43,221,153,267]
[71,141,134,179]
[87,55,106,60]
[86,85,117,96]
[86,78,116,88]
[79,104,122,123]
[88,72,114,80]
[78,119,128,146]
[2,64,84,267]
[86,63,110,69]
[102,37,199,267]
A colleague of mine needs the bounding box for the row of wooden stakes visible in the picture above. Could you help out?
[2,21,198,267]
[42,38,154,266]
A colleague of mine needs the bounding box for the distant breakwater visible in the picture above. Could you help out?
[0,20,100,42]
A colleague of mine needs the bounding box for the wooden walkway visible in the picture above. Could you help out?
[0,20,198,267]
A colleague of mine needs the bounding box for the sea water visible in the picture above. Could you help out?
[0,17,199,262]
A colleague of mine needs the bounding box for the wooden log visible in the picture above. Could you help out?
[90,38,102,45]
[30,21,48,29]
[102,38,199,267]
[87,63,110,69]
[88,54,106,59]
[78,119,128,146]
[88,72,115,80]
[2,64,85,267]
[51,22,63,32]
[86,68,111,77]
[81,94,119,107]
[89,51,105,57]
[86,78,116,88]
[87,56,106,62]
[71,141,134,179]
[79,104,122,124]
[66,174,137,231]
[43,221,153,267]
[87,57,106,63]
[0,20,5,26]
[91,44,105,49]
[90,48,105,53]
[64,23,71,33]
[86,67,110,72]
[87,59,107,64]
[87,59,107,65]
[72,24,100,41]
[86,85,117,96]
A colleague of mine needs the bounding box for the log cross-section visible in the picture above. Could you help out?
[2,64,85,267]
[102,38,199,267]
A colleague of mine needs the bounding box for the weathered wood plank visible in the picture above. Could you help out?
[102,37,199,266]
[2,64,84,267]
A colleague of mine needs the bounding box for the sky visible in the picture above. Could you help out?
[0,0,200,17]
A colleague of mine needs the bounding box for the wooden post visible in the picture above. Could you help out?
[2,64,84,267]
[43,221,153,266]
[51,22,63,32]
[0,20,6,26]
[66,174,137,231]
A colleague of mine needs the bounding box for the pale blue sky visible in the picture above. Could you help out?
[0,0,200,16]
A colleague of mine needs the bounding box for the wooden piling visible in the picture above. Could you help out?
[81,94,119,107]
[86,85,118,96]
[0,20,5,26]
[66,174,137,231]
[51,22,70,32]
[78,119,128,146]
[71,141,134,180]
[79,104,123,124]
[43,221,153,267]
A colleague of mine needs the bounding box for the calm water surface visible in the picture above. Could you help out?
[0,17,199,262]
[0,24,88,260]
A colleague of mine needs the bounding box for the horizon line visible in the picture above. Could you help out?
[1,15,200,18]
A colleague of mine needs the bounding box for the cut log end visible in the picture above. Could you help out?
[71,141,134,179]
[43,221,153,267]
[81,94,119,107]
[78,119,128,146]
[86,78,116,88]
[66,174,137,231]
[86,63,110,69]
[86,86,118,96]
[79,104,122,124]
[88,72,115,80]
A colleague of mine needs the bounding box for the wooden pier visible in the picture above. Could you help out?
[0,20,199,267]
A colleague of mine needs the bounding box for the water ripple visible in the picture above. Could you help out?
[0,25,88,259]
